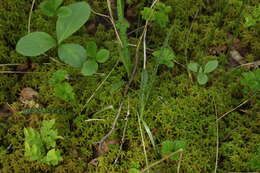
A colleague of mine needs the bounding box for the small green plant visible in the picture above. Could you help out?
[241,69,260,93]
[152,47,176,68]
[244,3,260,27]
[161,140,186,160]
[16,1,106,76]
[24,119,63,166]
[188,60,219,85]
[248,145,260,170]
[141,2,172,28]
[49,70,76,102]
[81,41,110,76]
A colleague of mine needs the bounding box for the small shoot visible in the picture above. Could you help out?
[161,140,187,160]
[241,69,260,93]
[141,2,172,28]
[24,119,63,166]
[152,47,176,68]
[49,70,76,103]
[188,60,219,85]
[81,42,110,76]
[244,4,260,28]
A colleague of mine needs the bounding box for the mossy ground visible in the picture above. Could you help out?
[0,0,259,172]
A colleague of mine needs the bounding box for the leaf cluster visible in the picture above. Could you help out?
[152,47,176,68]
[16,1,109,76]
[24,119,63,166]
[241,69,260,93]
[49,70,75,102]
[244,3,260,27]
[141,2,172,28]
[188,59,219,85]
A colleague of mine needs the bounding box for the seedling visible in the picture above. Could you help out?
[161,140,186,160]
[49,70,76,102]
[16,1,108,76]
[241,69,260,93]
[152,47,176,68]
[141,2,172,28]
[81,41,110,76]
[244,3,260,27]
[24,119,63,166]
[188,60,219,85]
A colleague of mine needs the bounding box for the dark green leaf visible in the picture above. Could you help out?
[86,41,97,58]
[40,0,63,17]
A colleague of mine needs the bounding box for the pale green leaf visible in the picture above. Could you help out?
[49,70,68,85]
[81,60,98,76]
[57,6,72,18]
[197,72,208,85]
[204,60,218,73]
[16,32,56,56]
[56,2,91,43]
[54,82,75,102]
[188,63,199,72]
[58,43,87,67]
[96,49,110,63]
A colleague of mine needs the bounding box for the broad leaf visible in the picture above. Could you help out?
[56,2,91,43]
[81,60,98,76]
[86,41,97,58]
[43,149,63,166]
[58,43,87,67]
[204,60,218,73]
[152,47,175,68]
[96,49,110,63]
[188,62,199,72]
[161,140,186,160]
[197,72,208,85]
[16,32,56,56]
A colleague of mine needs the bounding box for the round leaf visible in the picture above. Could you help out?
[188,63,199,72]
[96,49,110,63]
[204,60,218,73]
[197,72,208,85]
[86,41,97,58]
[56,2,91,43]
[58,43,87,67]
[16,32,56,56]
[81,60,98,76]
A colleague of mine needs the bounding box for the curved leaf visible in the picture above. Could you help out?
[86,41,97,58]
[204,60,218,73]
[81,60,98,76]
[188,62,199,72]
[96,49,110,63]
[56,2,91,43]
[58,43,87,67]
[16,32,56,56]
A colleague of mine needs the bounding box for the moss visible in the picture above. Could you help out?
[0,0,259,172]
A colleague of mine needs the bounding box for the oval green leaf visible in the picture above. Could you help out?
[56,2,91,43]
[188,62,199,72]
[86,41,97,58]
[81,60,98,76]
[58,43,87,67]
[96,49,110,63]
[204,60,218,73]
[197,72,208,85]
[16,32,56,56]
